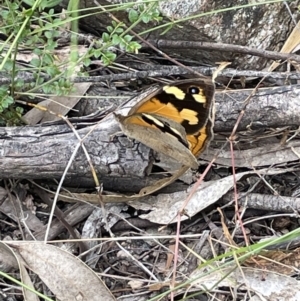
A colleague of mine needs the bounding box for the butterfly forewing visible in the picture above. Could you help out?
[130,79,214,136]
[119,78,215,160]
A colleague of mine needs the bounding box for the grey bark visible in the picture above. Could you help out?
[68,0,300,70]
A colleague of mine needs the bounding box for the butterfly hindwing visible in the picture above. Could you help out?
[114,112,199,169]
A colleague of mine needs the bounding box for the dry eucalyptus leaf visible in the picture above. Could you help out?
[0,242,39,301]
[40,82,92,123]
[9,242,115,301]
[0,242,19,273]
[21,44,91,124]
[23,82,91,124]
[19,260,40,301]
[7,45,88,67]
[190,266,300,301]
[128,171,247,224]
[268,20,300,71]
[129,167,299,224]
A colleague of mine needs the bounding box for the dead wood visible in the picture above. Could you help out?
[1,85,300,191]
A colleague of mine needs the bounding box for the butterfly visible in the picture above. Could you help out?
[114,78,215,169]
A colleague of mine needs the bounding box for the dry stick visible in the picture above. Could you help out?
[72,68,300,83]
[171,160,216,292]
[146,39,300,63]
[4,67,300,86]
[171,64,230,293]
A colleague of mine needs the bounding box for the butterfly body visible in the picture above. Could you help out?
[115,78,215,168]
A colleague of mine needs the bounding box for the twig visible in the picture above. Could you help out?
[146,40,300,63]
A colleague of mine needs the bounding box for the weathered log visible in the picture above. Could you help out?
[1,85,300,191]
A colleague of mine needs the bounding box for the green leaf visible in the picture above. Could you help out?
[21,0,35,7]
[102,32,110,43]
[52,30,61,38]
[106,52,116,61]
[112,34,121,45]
[93,49,101,58]
[83,58,91,67]
[128,9,139,23]
[43,53,53,65]
[115,27,124,34]
[38,18,44,28]
[119,40,126,50]
[25,38,33,46]
[0,95,14,113]
[33,48,42,56]
[14,79,25,89]
[0,86,9,96]
[45,31,53,39]
[101,51,116,66]
[107,26,113,33]
[30,58,41,67]
[0,9,9,18]
[126,42,136,53]
[45,66,59,77]
[10,2,19,10]
[16,106,24,114]
[152,9,162,21]
[45,39,57,50]
[141,14,151,23]
[128,41,141,52]
[123,35,133,42]
[36,77,45,85]
[2,59,13,72]
[40,0,63,9]
[101,57,109,66]
[42,85,51,94]
[138,4,145,12]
